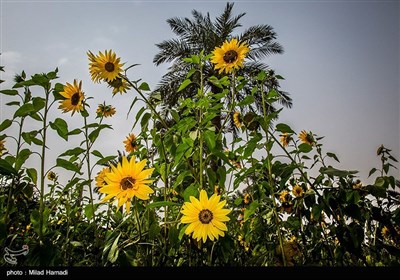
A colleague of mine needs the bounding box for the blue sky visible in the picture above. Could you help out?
[1,0,399,185]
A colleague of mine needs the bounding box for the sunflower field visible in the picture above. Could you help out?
[0,41,399,268]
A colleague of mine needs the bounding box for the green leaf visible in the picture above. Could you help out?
[178,224,189,240]
[320,166,358,177]
[56,158,81,173]
[140,112,151,128]
[15,148,31,170]
[183,185,199,202]
[275,123,295,134]
[0,158,18,175]
[50,118,68,141]
[68,128,82,136]
[13,103,35,118]
[26,168,38,184]
[91,150,103,158]
[298,143,312,153]
[177,79,191,92]
[32,97,46,111]
[59,147,86,157]
[84,204,94,220]
[96,155,116,166]
[204,130,216,151]
[70,241,83,247]
[244,201,259,222]
[148,223,161,240]
[326,152,340,163]
[374,177,385,187]
[237,95,255,106]
[0,89,18,96]
[366,185,386,198]
[107,232,121,263]
[146,201,179,209]
[138,82,150,91]
[0,119,12,132]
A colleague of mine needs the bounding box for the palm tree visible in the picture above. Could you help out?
[152,2,292,134]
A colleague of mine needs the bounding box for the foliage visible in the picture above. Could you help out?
[0,43,399,268]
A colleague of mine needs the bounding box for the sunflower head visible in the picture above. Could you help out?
[88,49,124,83]
[0,139,6,156]
[108,77,131,95]
[99,156,154,214]
[233,111,243,129]
[299,130,315,146]
[123,133,138,154]
[47,171,57,181]
[96,103,116,118]
[180,189,231,243]
[58,79,85,116]
[95,166,111,189]
[279,190,291,203]
[280,133,292,147]
[244,193,251,205]
[243,112,259,131]
[292,185,304,198]
[211,38,249,74]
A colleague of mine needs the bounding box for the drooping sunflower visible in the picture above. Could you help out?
[58,79,85,116]
[299,130,315,146]
[280,132,292,147]
[87,50,102,83]
[0,139,6,156]
[233,111,243,129]
[279,190,290,203]
[96,103,116,118]
[108,77,131,95]
[211,38,249,74]
[88,49,124,82]
[292,185,304,198]
[99,156,154,214]
[123,133,138,153]
[181,189,231,242]
[47,171,57,181]
[95,166,111,188]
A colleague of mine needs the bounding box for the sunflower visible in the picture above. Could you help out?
[233,111,243,129]
[292,185,304,198]
[95,166,111,188]
[280,133,292,147]
[99,156,154,214]
[181,189,231,242]
[279,190,290,203]
[87,50,102,83]
[123,133,138,153]
[47,171,57,181]
[108,77,131,95]
[58,79,85,116]
[244,193,251,204]
[211,38,249,74]
[88,49,124,82]
[299,130,315,146]
[0,139,6,156]
[96,103,116,118]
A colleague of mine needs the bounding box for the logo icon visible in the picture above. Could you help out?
[4,245,29,265]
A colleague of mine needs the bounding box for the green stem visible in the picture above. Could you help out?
[39,88,50,243]
[83,110,97,233]
[260,83,286,266]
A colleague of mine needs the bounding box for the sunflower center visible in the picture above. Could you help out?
[105,62,115,72]
[198,209,213,224]
[120,176,137,190]
[71,93,81,106]
[223,50,238,63]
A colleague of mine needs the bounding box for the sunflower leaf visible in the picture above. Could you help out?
[107,232,121,263]
[56,158,81,173]
[0,119,12,132]
[50,118,69,141]
[0,158,18,176]
[275,123,295,134]
[177,79,191,92]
